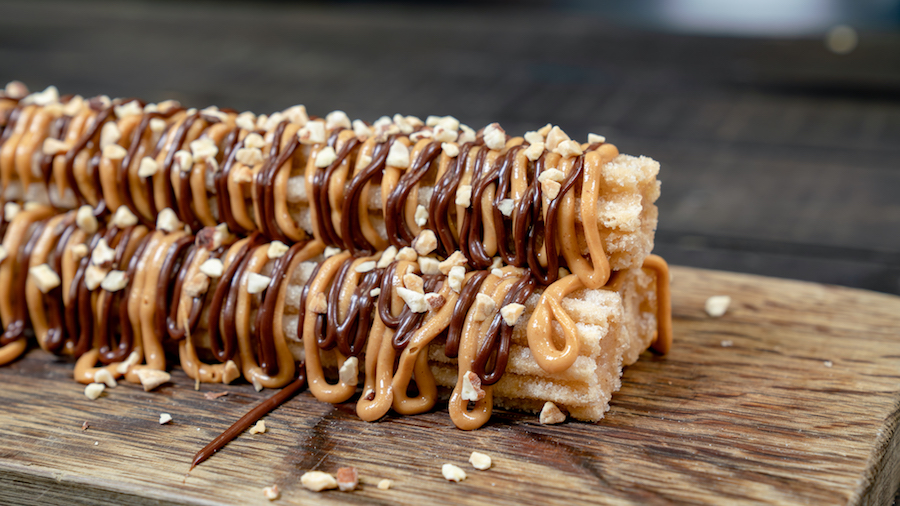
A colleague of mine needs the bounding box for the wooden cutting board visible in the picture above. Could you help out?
[1,266,899,506]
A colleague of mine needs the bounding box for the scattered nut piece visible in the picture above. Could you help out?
[4,202,20,221]
[114,100,142,119]
[336,467,359,492]
[524,131,544,145]
[541,179,561,200]
[433,125,457,143]
[199,258,225,278]
[554,139,583,157]
[136,369,171,392]
[263,485,280,501]
[339,357,359,386]
[352,119,373,138]
[76,205,98,233]
[315,146,338,168]
[156,207,182,233]
[402,272,424,294]
[459,124,476,144]
[376,246,398,268]
[70,243,89,261]
[472,294,496,322]
[82,421,89,431]
[469,451,492,470]
[369,288,381,297]
[310,293,328,314]
[409,128,432,142]
[392,114,414,134]
[91,238,115,266]
[102,144,127,160]
[425,292,445,311]
[720,340,733,348]
[42,138,68,156]
[94,369,117,388]
[355,260,376,274]
[539,401,566,424]
[397,287,428,313]
[159,413,173,425]
[84,265,107,291]
[23,202,42,211]
[323,246,342,258]
[112,206,139,227]
[204,391,229,400]
[524,141,545,161]
[386,141,410,168]
[246,273,272,295]
[0,245,7,263]
[412,229,437,256]
[116,351,140,374]
[438,251,468,275]
[298,121,326,145]
[448,265,465,293]
[232,166,253,183]
[442,464,467,483]
[824,360,833,368]
[455,184,472,207]
[377,479,393,490]
[587,133,606,144]
[396,247,417,262]
[243,132,266,150]
[705,295,731,318]
[101,270,128,292]
[418,256,440,275]
[414,205,428,227]
[3,80,28,100]
[149,118,167,133]
[490,257,503,270]
[544,126,570,151]
[183,272,210,297]
[190,138,218,160]
[249,420,267,434]
[497,199,515,217]
[30,264,61,293]
[537,168,566,183]
[236,112,256,131]
[84,383,105,400]
[174,150,194,172]
[461,371,485,401]
[500,303,526,327]
[482,123,507,150]
[283,104,309,126]
[100,121,121,149]
[301,471,338,492]
[223,360,241,384]
[267,241,289,259]
[441,142,460,158]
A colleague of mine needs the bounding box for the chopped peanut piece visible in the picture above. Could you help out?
[539,402,566,424]
[469,451,492,470]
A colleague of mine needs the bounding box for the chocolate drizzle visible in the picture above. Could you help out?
[254,240,309,375]
[384,141,442,247]
[472,272,535,385]
[340,138,393,254]
[312,133,359,245]
[0,222,45,346]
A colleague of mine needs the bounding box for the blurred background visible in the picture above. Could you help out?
[2,0,899,294]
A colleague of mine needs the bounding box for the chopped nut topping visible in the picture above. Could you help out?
[418,256,440,276]
[459,124,476,144]
[324,110,351,131]
[249,420,267,434]
[432,125,458,143]
[524,131,544,145]
[439,251,468,275]
[539,401,566,424]
[469,451,492,470]
[472,294,496,322]
[310,293,328,314]
[354,260,376,274]
[537,123,553,137]
[541,179,561,200]
[705,295,731,318]
[114,100,142,119]
[263,485,280,501]
[243,132,265,150]
[183,272,210,297]
[339,357,359,386]
[537,168,565,183]
[461,370,485,401]
[386,141,410,168]
[396,246,417,262]
[101,270,128,292]
[376,246,398,268]
[441,142,460,158]
[377,479,393,490]
[23,202,41,211]
[112,206,139,228]
[4,202,20,221]
[442,463,467,482]
[588,133,606,144]
[91,238,115,266]
[455,185,472,207]
[30,264,61,293]
[236,112,257,131]
[0,245,7,263]
[84,383,105,400]
[232,166,253,183]
[298,121,326,145]
[42,138,68,156]
[544,126,570,151]
[524,141,545,162]
[392,114,414,134]
[76,205,98,233]
[264,112,284,132]
[425,292,445,311]
[136,369,171,391]
[246,273,271,295]
[397,287,428,313]
[301,471,338,492]
[94,369,117,388]
[491,268,504,278]
[283,104,309,126]
[369,288,381,297]
[352,119,373,138]
[102,143,127,160]
[409,129,432,142]
[149,118,167,133]
[3,80,28,100]
[490,257,503,270]
[448,265,465,293]
[174,150,194,172]
[223,360,241,384]
[159,413,173,425]
[82,421,89,431]
[116,351,140,374]
[267,241,289,259]
[199,258,224,278]
[414,205,428,227]
[498,198,515,217]
[314,146,338,168]
[22,85,59,106]
[402,272,425,294]
[554,139,583,158]
[190,138,218,160]
[412,230,437,256]
[323,246,342,258]
[156,208,182,233]
[500,303,526,327]
[483,123,507,150]
[84,265,107,291]
[336,467,359,492]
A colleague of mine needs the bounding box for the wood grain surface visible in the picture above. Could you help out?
[1,266,899,506]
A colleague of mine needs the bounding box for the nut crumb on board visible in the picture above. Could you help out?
[539,401,566,424]
[469,451,492,470]
[301,471,337,492]
[721,340,733,347]
[249,420,266,434]
[442,463,467,482]
[159,413,173,425]
[705,295,731,317]
[377,479,393,490]
[82,422,89,431]
[204,391,229,400]
[263,485,280,500]
[336,467,359,492]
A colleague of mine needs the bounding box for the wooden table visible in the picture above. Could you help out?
[2,266,899,505]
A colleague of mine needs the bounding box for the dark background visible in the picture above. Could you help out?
[2,0,899,295]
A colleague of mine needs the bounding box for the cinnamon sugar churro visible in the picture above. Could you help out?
[0,82,671,430]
